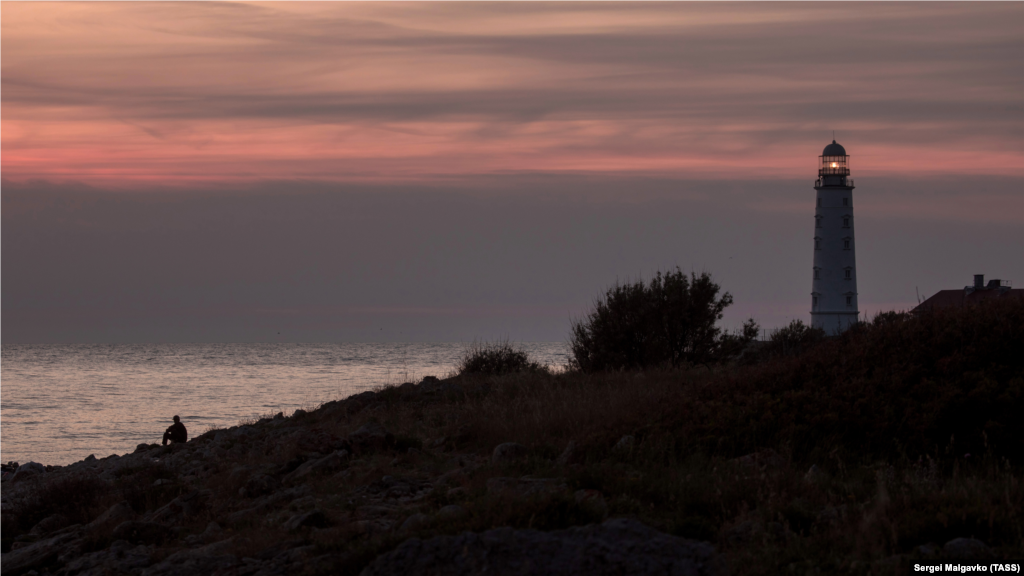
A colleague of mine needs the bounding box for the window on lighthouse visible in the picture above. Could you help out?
[843,216,850,228]
[845,268,852,279]
[846,296,853,307]
[843,239,851,250]
[814,237,821,250]
[814,268,820,280]
[843,198,848,206]
[815,216,822,228]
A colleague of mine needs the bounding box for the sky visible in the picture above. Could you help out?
[3,2,1023,343]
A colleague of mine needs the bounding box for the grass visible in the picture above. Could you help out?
[4,297,1021,573]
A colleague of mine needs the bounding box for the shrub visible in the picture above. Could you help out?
[569,268,758,372]
[742,319,826,364]
[457,340,544,376]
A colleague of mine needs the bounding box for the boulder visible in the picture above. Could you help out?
[241,473,280,498]
[284,450,349,484]
[613,435,636,453]
[30,513,70,536]
[360,518,721,576]
[11,462,46,484]
[574,490,608,519]
[804,465,827,484]
[112,521,174,545]
[487,476,568,498]
[60,540,154,575]
[436,505,470,523]
[140,540,240,576]
[0,528,83,576]
[492,442,528,464]
[283,509,331,532]
[555,441,578,466]
[729,449,785,472]
[400,513,433,533]
[148,490,208,524]
[89,501,138,529]
[943,537,994,560]
[349,422,395,454]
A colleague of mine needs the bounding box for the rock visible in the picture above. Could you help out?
[492,442,528,464]
[283,450,349,483]
[61,540,154,575]
[943,537,994,560]
[140,540,240,576]
[400,513,433,533]
[723,520,759,547]
[360,518,721,576]
[804,465,827,484]
[148,490,208,524]
[89,501,137,529]
[11,462,46,483]
[293,409,308,418]
[112,521,173,545]
[0,528,84,576]
[435,468,467,487]
[613,435,636,453]
[241,473,279,498]
[283,509,331,532]
[556,441,578,465]
[574,489,608,518]
[349,421,395,454]
[487,476,568,498]
[814,505,844,531]
[436,505,470,522]
[184,521,224,546]
[84,454,97,463]
[729,449,785,472]
[915,543,941,558]
[30,514,70,536]
[289,495,317,511]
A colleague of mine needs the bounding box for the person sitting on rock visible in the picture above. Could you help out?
[162,415,188,445]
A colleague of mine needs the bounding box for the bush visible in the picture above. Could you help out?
[691,295,1024,462]
[742,319,826,365]
[457,340,544,376]
[569,268,758,372]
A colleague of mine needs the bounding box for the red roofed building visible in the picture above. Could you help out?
[913,274,1023,313]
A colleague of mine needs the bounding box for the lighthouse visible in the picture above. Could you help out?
[811,140,859,332]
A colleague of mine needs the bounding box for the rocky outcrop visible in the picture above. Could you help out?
[359,518,721,576]
[491,442,528,464]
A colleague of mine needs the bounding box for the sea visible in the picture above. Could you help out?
[0,342,569,466]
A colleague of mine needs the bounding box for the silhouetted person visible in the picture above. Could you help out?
[162,415,188,445]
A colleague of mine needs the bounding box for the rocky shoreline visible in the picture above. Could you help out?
[1,376,723,576]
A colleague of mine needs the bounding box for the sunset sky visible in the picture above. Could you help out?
[3,2,1023,343]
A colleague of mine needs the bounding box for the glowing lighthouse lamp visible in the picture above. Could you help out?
[810,140,858,333]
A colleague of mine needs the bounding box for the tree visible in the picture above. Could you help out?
[568,269,757,372]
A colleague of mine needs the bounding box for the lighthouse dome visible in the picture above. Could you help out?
[822,140,846,156]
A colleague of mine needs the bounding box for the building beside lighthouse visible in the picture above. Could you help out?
[811,140,859,332]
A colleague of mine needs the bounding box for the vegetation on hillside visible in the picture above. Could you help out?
[3,287,1021,575]
[568,269,758,372]
[456,340,545,377]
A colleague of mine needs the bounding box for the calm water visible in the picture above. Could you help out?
[1,343,568,466]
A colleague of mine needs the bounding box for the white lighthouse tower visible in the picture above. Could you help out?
[811,140,859,332]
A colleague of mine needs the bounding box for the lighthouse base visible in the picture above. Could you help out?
[811,312,859,334]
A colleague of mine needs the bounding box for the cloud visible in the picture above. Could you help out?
[3,2,1022,186]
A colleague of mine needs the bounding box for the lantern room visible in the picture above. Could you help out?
[818,140,849,176]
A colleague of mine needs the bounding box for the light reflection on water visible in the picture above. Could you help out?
[1,342,568,466]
